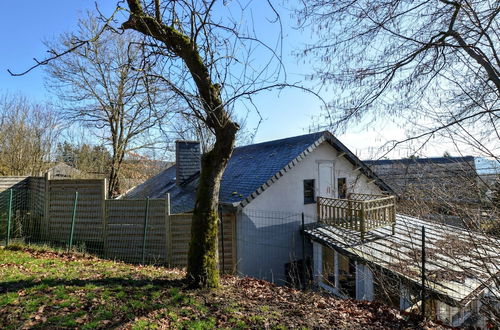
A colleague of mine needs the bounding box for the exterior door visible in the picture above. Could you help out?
[318,161,335,198]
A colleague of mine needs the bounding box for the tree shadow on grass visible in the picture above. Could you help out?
[0,277,192,329]
[0,277,187,294]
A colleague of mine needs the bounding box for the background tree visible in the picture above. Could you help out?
[119,0,287,287]
[0,94,60,176]
[55,141,111,176]
[298,0,499,323]
[45,13,174,197]
[298,0,498,156]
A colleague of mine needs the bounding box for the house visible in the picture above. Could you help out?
[45,162,83,179]
[365,156,499,229]
[123,131,393,281]
[122,131,499,327]
[364,156,500,207]
[364,156,480,204]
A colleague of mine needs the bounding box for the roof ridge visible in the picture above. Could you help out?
[234,131,327,150]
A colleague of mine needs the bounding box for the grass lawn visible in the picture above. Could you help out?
[0,244,445,329]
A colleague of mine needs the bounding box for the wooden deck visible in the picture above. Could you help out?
[317,193,396,240]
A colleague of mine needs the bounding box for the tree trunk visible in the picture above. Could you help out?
[123,0,240,288]
[187,128,237,287]
[108,151,123,198]
[108,165,120,198]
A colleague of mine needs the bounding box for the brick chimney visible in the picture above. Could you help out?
[175,140,201,185]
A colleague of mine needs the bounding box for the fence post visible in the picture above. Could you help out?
[301,212,306,289]
[6,189,13,246]
[141,197,150,264]
[102,178,108,257]
[68,191,79,251]
[43,172,50,241]
[220,208,225,274]
[165,194,172,266]
[360,201,366,241]
[421,225,426,319]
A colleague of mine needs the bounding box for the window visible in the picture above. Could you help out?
[303,179,315,204]
[338,178,347,199]
[322,246,335,285]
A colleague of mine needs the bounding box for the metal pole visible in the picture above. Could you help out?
[68,191,79,251]
[421,225,426,318]
[141,197,150,264]
[6,189,13,246]
[301,212,306,289]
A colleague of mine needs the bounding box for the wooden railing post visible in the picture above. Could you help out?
[348,199,353,229]
[316,198,321,223]
[316,195,395,239]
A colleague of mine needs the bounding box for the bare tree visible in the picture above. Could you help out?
[298,1,499,324]
[298,0,499,149]
[45,13,174,197]
[12,0,310,289]
[0,94,60,176]
[117,0,290,288]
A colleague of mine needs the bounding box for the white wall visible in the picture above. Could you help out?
[244,142,383,217]
[236,141,383,284]
[355,263,374,301]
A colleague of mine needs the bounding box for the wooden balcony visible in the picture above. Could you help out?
[317,193,396,240]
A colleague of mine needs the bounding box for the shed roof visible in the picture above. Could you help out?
[123,131,393,213]
[304,215,500,306]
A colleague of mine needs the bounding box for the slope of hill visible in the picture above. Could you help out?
[0,245,447,329]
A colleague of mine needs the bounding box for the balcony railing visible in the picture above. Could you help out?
[317,193,396,240]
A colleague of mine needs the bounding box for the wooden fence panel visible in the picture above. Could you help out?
[26,177,46,240]
[169,213,236,273]
[105,199,168,264]
[0,175,237,272]
[47,179,105,246]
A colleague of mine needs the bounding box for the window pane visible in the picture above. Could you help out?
[338,178,347,199]
[304,179,315,203]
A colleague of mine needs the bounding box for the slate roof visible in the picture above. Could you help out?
[122,131,393,213]
[364,156,476,166]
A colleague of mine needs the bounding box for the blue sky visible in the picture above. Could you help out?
[0,1,323,147]
[0,1,494,160]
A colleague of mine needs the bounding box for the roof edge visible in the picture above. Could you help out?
[237,131,395,208]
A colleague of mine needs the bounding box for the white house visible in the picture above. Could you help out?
[123,131,392,280]
[123,130,498,327]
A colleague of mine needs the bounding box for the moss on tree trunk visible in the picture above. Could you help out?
[187,132,236,288]
[123,0,239,288]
